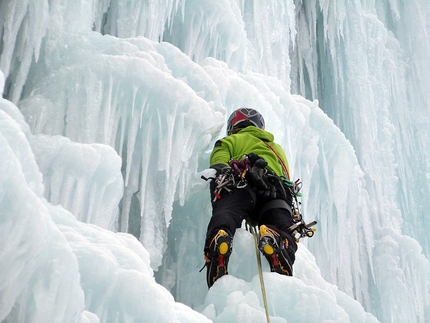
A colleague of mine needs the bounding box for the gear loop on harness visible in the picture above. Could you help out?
[201,161,248,202]
[282,178,317,242]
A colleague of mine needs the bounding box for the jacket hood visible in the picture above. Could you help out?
[236,126,274,142]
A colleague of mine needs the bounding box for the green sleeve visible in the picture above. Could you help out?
[209,140,231,167]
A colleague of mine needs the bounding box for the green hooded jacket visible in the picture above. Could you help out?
[210,126,290,179]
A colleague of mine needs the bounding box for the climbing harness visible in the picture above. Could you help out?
[201,157,317,240]
[201,158,317,241]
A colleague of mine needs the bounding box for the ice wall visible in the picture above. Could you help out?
[291,0,430,258]
[17,32,223,268]
[290,1,430,321]
[0,106,95,323]
[1,69,381,322]
[0,71,212,323]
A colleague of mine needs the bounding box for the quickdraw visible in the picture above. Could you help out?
[201,156,251,202]
[201,167,239,202]
[284,178,317,242]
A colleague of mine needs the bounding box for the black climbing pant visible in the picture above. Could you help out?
[205,185,297,261]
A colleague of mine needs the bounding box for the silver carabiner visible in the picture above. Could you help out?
[236,179,248,188]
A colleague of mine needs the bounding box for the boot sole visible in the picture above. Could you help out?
[259,229,292,276]
[206,230,231,287]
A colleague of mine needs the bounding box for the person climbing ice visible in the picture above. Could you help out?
[203,107,299,288]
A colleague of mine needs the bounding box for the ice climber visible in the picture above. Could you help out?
[203,107,298,288]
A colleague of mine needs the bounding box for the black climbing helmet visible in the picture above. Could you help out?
[226,108,265,136]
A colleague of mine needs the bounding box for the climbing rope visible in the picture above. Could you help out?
[249,224,271,323]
